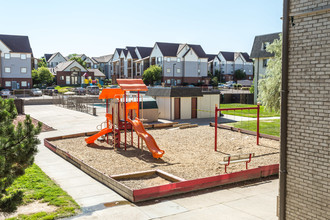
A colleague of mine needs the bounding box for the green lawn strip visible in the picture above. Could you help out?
[227,119,280,137]
[6,164,80,220]
[219,103,280,118]
[54,86,78,94]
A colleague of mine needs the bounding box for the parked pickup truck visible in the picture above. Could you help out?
[44,87,58,96]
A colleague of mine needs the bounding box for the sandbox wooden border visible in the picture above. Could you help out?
[44,132,279,202]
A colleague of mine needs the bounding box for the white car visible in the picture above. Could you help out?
[30,88,42,96]
[1,89,11,97]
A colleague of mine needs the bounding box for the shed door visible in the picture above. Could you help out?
[191,97,197,118]
[174,98,180,120]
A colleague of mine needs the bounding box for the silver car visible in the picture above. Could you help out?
[30,88,42,96]
[1,89,11,97]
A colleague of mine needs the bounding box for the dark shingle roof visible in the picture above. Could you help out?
[156,42,181,57]
[0,34,33,53]
[44,53,53,61]
[115,48,124,55]
[126,47,138,59]
[220,51,235,61]
[250,32,281,58]
[206,54,217,62]
[241,52,253,62]
[146,87,203,97]
[188,44,207,58]
[122,49,128,57]
[136,47,153,58]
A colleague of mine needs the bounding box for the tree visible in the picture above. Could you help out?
[142,65,162,86]
[32,67,54,87]
[258,34,282,112]
[211,76,218,86]
[37,58,47,68]
[69,57,87,69]
[0,98,42,212]
[234,69,246,81]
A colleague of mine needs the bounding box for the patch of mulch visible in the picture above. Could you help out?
[13,115,55,132]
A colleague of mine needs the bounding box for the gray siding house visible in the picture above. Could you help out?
[0,34,33,89]
[92,54,113,79]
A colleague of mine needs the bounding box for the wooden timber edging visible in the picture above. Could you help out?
[44,132,279,203]
[210,122,280,141]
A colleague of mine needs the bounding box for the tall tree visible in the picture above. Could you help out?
[258,34,282,112]
[32,67,54,87]
[234,69,246,81]
[0,98,41,212]
[37,58,47,68]
[142,65,162,86]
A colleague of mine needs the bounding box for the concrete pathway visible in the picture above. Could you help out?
[26,105,279,220]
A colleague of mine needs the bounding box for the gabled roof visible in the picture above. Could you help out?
[219,51,235,61]
[44,53,53,62]
[115,48,124,55]
[240,52,253,62]
[47,52,67,63]
[136,46,153,58]
[155,42,181,57]
[87,68,106,77]
[126,47,138,59]
[54,60,87,72]
[92,54,113,63]
[206,54,217,62]
[122,49,128,57]
[0,34,33,53]
[188,44,207,58]
[250,32,281,58]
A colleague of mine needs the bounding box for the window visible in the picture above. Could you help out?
[262,42,270,51]
[167,68,171,73]
[60,76,64,80]
[88,76,92,80]
[177,68,181,73]
[249,76,252,79]
[20,54,27,59]
[167,79,171,84]
[177,58,181,63]
[21,81,27,87]
[177,79,181,84]
[66,76,70,85]
[249,69,251,72]
[263,59,269,67]
[5,67,10,73]
[4,53,10,59]
[214,62,217,67]
[157,57,162,63]
[167,57,170,62]
[21,67,27,73]
[198,69,201,75]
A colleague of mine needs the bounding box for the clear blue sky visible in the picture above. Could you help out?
[0,0,283,58]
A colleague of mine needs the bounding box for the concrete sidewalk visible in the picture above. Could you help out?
[26,105,279,220]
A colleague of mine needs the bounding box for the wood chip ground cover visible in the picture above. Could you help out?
[50,126,280,187]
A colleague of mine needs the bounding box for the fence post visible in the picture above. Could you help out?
[257,103,260,145]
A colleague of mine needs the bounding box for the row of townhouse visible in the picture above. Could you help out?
[0,34,33,90]
[207,51,254,82]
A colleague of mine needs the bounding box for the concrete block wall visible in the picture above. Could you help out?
[285,1,330,219]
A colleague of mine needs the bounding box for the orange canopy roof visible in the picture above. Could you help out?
[116,79,148,91]
[98,88,124,99]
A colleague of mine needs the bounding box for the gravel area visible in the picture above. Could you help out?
[117,174,171,190]
[14,115,55,132]
[50,125,279,184]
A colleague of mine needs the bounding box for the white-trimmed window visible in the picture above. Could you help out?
[263,59,269,67]
[5,67,11,73]
[20,54,27,59]
[167,79,171,84]
[5,81,11,87]
[198,69,201,74]
[167,68,171,73]
[177,68,181,73]
[21,67,27,73]
[167,57,170,62]
[66,76,70,85]
[177,79,181,84]
[4,53,10,59]
[60,76,64,80]
[21,81,27,87]
[177,58,181,63]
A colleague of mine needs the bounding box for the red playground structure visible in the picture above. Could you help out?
[85,79,165,159]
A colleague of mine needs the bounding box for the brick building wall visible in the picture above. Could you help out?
[284,1,330,219]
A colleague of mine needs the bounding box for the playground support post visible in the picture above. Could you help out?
[215,104,218,151]
[124,91,127,150]
[106,99,109,144]
[257,103,260,145]
[137,91,140,149]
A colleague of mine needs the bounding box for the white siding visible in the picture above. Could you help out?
[155,97,171,119]
[0,41,10,54]
[197,94,219,118]
[180,97,191,119]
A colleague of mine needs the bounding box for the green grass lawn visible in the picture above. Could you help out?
[228,119,280,137]
[54,86,77,94]
[219,103,280,118]
[6,164,80,220]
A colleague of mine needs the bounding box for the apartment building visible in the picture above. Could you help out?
[0,34,33,89]
[92,54,113,78]
[44,52,67,68]
[134,46,152,77]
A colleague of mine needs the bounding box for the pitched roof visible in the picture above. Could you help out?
[206,54,217,62]
[250,32,281,58]
[240,52,253,62]
[219,51,235,61]
[115,48,124,55]
[44,53,53,61]
[0,34,33,53]
[146,87,203,97]
[136,47,153,58]
[126,47,138,59]
[188,44,207,58]
[54,60,75,71]
[87,68,105,77]
[92,54,113,63]
[155,42,181,56]
[47,52,66,62]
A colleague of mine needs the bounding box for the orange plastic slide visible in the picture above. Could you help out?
[127,117,165,159]
[85,128,112,144]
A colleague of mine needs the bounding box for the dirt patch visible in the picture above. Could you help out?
[13,114,55,132]
[0,201,57,220]
[117,174,172,190]
[50,125,280,180]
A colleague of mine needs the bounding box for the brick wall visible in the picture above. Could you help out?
[285,1,330,219]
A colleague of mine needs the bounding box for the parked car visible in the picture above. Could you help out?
[1,89,11,97]
[224,84,234,89]
[218,83,225,88]
[86,86,100,95]
[73,87,86,95]
[30,88,42,96]
[44,87,58,96]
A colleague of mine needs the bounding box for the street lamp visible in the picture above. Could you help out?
[172,63,176,86]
